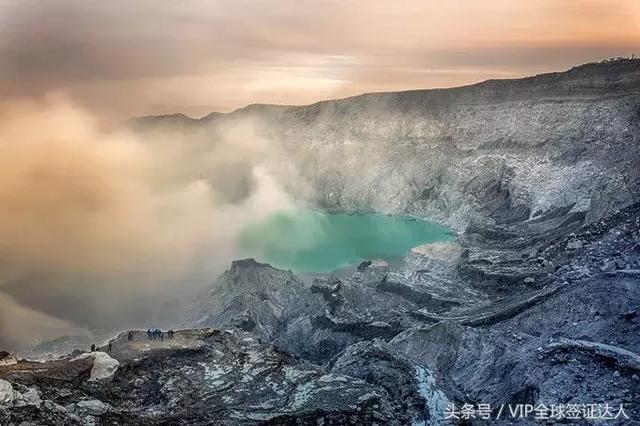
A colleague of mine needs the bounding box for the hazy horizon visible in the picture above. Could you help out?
[141,57,639,120]
[1,0,639,122]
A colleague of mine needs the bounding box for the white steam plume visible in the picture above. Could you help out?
[0,96,294,350]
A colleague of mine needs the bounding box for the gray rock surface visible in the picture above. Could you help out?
[187,259,317,342]
[179,202,640,424]
[136,59,640,231]
[0,329,411,425]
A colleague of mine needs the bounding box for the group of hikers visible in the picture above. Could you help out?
[88,328,177,353]
[147,328,175,341]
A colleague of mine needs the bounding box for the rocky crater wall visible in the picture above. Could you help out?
[137,59,640,231]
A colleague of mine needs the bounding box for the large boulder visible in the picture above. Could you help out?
[70,352,119,382]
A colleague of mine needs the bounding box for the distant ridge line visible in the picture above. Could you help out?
[132,58,640,124]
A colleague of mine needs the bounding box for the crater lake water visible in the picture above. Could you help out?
[238,209,455,273]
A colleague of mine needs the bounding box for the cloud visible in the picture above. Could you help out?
[0,293,88,351]
[0,96,294,350]
[0,0,638,118]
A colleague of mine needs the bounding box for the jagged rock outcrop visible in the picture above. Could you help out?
[189,259,428,364]
[188,259,318,341]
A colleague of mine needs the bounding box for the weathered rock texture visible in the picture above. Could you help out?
[1,330,416,425]
[137,59,640,232]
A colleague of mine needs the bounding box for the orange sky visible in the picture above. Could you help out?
[1,0,638,120]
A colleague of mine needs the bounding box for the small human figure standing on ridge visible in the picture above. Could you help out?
[128,331,134,341]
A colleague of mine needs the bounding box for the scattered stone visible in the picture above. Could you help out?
[67,399,110,417]
[0,352,17,366]
[566,239,584,250]
[0,380,15,406]
[18,387,42,407]
[357,260,372,272]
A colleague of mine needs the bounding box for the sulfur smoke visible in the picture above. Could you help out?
[0,96,295,350]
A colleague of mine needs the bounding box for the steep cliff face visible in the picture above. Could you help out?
[136,59,640,231]
[269,61,639,228]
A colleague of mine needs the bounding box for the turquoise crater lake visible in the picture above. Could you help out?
[238,209,455,273]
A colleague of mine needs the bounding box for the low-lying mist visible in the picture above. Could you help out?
[0,96,299,351]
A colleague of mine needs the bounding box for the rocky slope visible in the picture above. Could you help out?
[142,59,640,424]
[1,60,639,425]
[1,329,426,425]
[183,199,640,425]
[136,59,640,231]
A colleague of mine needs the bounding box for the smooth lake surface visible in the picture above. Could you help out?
[238,209,454,273]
